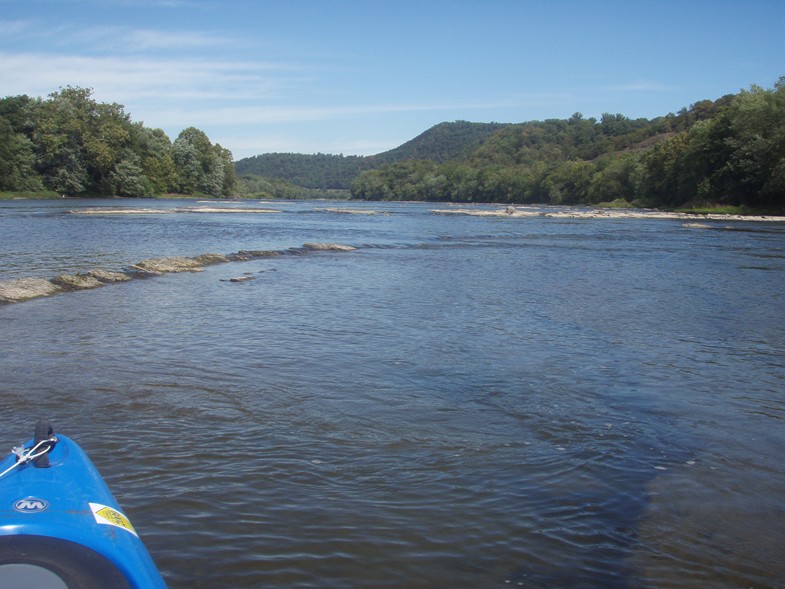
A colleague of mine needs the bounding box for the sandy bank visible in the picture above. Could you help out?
[69,206,281,215]
[431,207,785,222]
[69,208,173,215]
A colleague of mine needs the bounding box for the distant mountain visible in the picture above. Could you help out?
[233,121,510,189]
[373,121,510,165]
[235,153,370,190]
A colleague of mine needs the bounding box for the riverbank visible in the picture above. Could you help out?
[0,191,62,200]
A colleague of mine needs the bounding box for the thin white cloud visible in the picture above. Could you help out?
[0,19,32,35]
[0,22,573,158]
[611,81,673,92]
[127,29,234,50]
[0,51,302,103]
[0,50,519,125]
[38,22,248,55]
[69,25,242,53]
[142,99,523,129]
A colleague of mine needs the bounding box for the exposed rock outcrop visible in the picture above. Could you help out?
[228,250,280,261]
[51,274,105,290]
[87,269,132,283]
[431,207,785,222]
[193,253,231,266]
[131,257,206,274]
[302,243,357,252]
[0,243,356,304]
[0,278,61,303]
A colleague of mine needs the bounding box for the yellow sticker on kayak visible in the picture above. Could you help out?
[89,502,138,537]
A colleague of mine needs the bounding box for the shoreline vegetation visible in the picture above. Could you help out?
[3,78,784,210]
[0,243,356,304]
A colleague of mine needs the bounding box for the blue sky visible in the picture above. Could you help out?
[1,0,783,160]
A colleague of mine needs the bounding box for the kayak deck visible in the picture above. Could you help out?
[0,422,167,588]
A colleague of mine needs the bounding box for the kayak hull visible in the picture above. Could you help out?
[0,432,167,588]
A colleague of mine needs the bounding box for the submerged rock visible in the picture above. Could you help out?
[302,243,357,252]
[130,253,230,275]
[320,208,382,215]
[131,257,207,274]
[183,207,281,214]
[193,253,231,266]
[229,250,280,261]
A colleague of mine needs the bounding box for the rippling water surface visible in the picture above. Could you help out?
[1,199,784,588]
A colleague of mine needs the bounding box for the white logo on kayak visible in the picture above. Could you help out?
[14,498,48,512]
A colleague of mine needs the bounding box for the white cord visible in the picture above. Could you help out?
[0,437,57,480]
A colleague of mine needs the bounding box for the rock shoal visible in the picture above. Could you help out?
[431,207,785,222]
[0,243,355,303]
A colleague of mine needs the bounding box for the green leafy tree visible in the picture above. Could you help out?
[237,174,305,198]
[589,153,643,204]
[542,160,594,204]
[0,95,35,136]
[1,86,235,197]
[32,88,90,194]
[109,152,153,197]
[132,125,178,194]
[721,81,785,207]
[0,116,44,191]
[215,143,238,196]
[30,87,132,195]
[172,127,236,197]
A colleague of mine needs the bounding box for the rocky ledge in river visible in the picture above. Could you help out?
[431,206,785,222]
[0,243,356,304]
[128,254,230,276]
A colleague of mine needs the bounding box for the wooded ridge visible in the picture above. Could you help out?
[236,78,785,211]
[234,121,508,190]
[348,79,785,211]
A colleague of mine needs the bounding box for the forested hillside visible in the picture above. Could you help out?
[351,79,785,211]
[4,79,783,209]
[235,153,371,189]
[234,121,508,189]
[375,121,511,164]
[0,87,236,198]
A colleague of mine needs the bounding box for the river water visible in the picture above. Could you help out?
[1,199,784,588]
